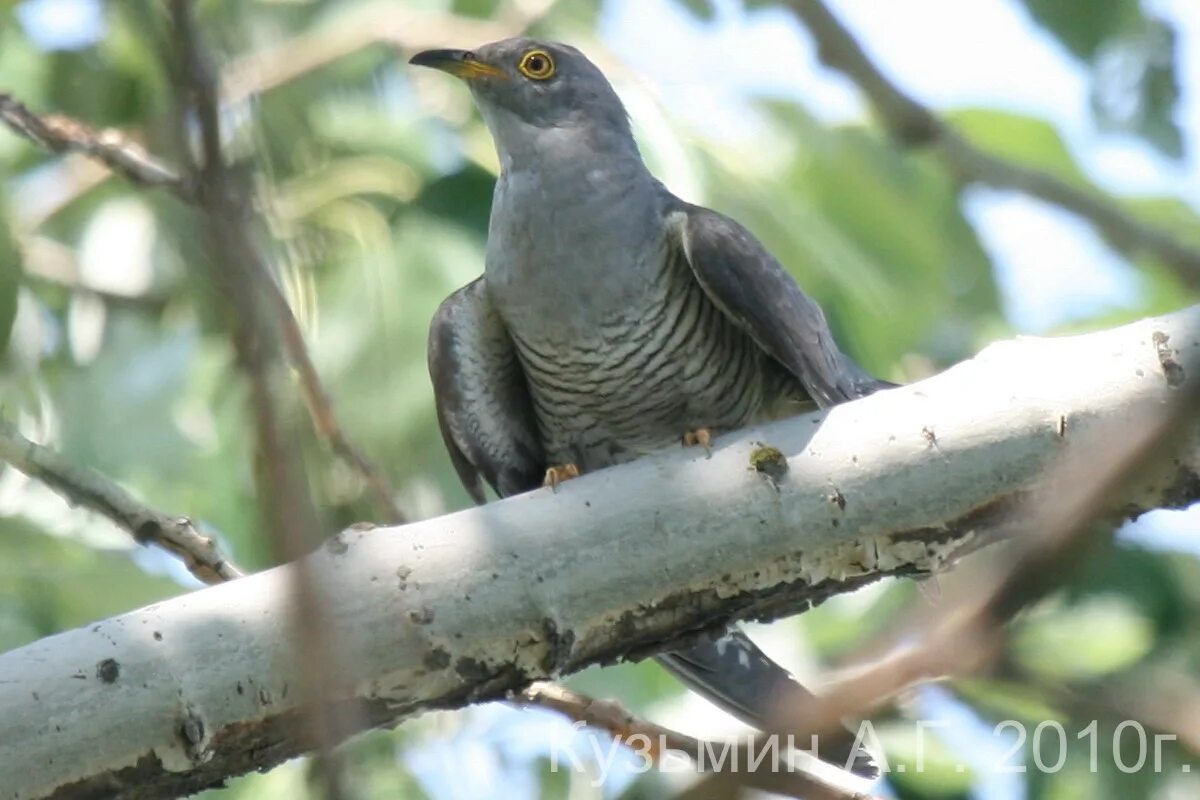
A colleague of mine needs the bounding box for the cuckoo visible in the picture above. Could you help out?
[412,38,890,777]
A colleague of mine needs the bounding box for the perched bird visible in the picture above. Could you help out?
[412,38,889,776]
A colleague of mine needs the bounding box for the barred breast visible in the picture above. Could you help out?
[505,248,781,471]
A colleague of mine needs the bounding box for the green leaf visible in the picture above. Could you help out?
[947,108,1089,187]
[1011,595,1155,680]
[1017,0,1141,59]
[1015,0,1183,158]
[676,0,717,21]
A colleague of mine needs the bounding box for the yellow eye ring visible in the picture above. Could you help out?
[517,49,555,80]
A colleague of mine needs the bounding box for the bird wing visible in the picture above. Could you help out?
[668,201,893,407]
[662,198,887,776]
[659,629,878,777]
[428,278,545,502]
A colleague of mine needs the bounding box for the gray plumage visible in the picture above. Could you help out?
[415,38,888,776]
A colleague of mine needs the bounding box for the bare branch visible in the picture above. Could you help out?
[0,418,243,584]
[166,2,354,797]
[519,682,876,800]
[0,92,194,202]
[784,0,1200,291]
[277,305,406,523]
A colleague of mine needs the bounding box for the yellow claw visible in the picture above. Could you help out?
[543,463,581,491]
[682,428,713,457]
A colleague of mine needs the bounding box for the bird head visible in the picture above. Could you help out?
[409,38,634,162]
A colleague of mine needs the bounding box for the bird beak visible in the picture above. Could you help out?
[408,49,506,81]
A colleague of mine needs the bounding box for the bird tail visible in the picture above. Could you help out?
[656,630,878,778]
[839,356,900,400]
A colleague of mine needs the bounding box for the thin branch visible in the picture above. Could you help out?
[784,0,1200,291]
[166,3,353,798]
[518,682,876,800]
[0,93,194,202]
[276,304,405,523]
[0,419,243,584]
[0,91,404,523]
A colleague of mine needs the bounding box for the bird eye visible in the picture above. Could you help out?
[518,49,555,80]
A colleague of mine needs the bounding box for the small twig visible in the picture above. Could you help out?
[785,0,1200,291]
[0,93,194,202]
[168,3,355,797]
[277,308,406,522]
[518,682,876,800]
[0,90,404,523]
[0,419,243,585]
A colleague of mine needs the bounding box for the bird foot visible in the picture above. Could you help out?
[543,464,581,492]
[682,428,713,458]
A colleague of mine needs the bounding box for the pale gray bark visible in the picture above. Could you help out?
[2,306,1198,800]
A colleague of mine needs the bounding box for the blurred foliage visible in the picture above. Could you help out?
[0,0,1198,798]
[1016,0,1184,157]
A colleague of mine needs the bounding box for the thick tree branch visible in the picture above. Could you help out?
[785,0,1200,291]
[0,419,243,584]
[1,307,1196,799]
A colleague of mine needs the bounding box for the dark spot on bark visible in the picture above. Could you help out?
[31,691,39,701]
[134,519,161,544]
[1163,467,1200,510]
[236,682,244,695]
[424,647,452,671]
[536,575,544,583]
[324,533,349,555]
[828,489,847,510]
[96,659,120,684]
[454,657,492,682]
[832,518,840,528]
[153,631,163,641]
[1153,331,1185,387]
[397,565,412,590]
[922,426,938,446]
[258,687,273,705]
[541,618,575,674]
[407,606,435,625]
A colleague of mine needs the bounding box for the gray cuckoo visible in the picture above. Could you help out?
[412,38,890,777]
